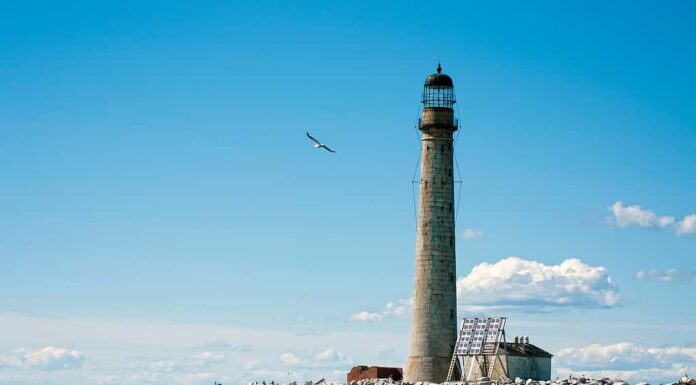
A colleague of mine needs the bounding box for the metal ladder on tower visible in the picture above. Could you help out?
[446,322,466,381]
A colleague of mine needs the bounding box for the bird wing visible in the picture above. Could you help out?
[321,145,336,153]
[306,132,322,145]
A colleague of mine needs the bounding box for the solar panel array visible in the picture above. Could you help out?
[454,317,505,356]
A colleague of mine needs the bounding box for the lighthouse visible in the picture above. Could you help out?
[405,64,458,383]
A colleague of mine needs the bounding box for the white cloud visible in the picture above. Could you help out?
[0,346,85,371]
[243,360,262,370]
[315,348,353,366]
[192,339,252,352]
[194,351,226,365]
[96,353,229,385]
[636,268,696,284]
[279,352,301,366]
[609,201,675,229]
[676,214,696,235]
[350,298,413,323]
[383,298,412,318]
[353,257,619,318]
[350,311,383,323]
[0,312,408,384]
[609,201,695,235]
[94,359,224,385]
[555,342,696,383]
[457,257,620,311]
[147,359,177,373]
[279,348,352,369]
[462,228,484,239]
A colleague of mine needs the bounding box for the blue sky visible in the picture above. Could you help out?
[1,1,695,384]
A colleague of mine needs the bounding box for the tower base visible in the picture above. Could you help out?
[404,355,452,383]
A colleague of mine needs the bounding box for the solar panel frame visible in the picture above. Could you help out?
[453,317,506,357]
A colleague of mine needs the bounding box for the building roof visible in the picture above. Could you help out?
[498,342,553,358]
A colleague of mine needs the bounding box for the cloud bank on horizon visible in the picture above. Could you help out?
[555,342,696,383]
[2,339,694,385]
[609,201,696,236]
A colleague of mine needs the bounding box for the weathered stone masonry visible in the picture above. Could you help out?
[405,67,458,383]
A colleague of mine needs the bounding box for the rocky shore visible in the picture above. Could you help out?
[245,375,696,385]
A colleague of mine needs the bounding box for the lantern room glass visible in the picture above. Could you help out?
[422,85,455,109]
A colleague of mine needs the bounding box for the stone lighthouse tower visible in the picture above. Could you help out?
[405,64,458,383]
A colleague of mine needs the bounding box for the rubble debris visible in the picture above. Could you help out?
[347,366,404,382]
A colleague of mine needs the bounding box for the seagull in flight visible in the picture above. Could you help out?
[306,132,336,153]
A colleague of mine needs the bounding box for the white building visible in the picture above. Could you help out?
[463,337,553,381]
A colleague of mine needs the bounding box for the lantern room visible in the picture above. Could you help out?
[422,64,456,109]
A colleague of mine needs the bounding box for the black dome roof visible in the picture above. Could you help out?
[424,64,453,87]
